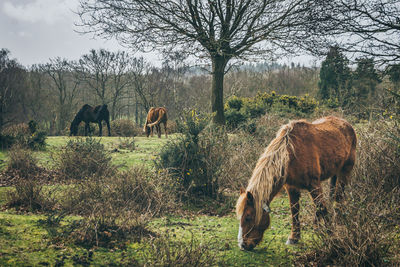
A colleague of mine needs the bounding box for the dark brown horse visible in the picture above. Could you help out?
[236,116,357,250]
[143,107,168,138]
[70,104,111,136]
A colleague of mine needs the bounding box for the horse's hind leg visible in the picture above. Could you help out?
[309,184,328,224]
[98,122,103,136]
[156,125,161,138]
[334,157,355,202]
[286,186,301,245]
[164,121,168,138]
[334,172,352,202]
[329,175,337,199]
[84,123,89,136]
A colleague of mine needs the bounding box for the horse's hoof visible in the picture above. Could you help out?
[285,238,299,245]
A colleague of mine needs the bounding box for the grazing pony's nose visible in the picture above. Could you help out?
[241,243,254,251]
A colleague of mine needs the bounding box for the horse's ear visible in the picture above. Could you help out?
[240,187,245,194]
[246,191,254,206]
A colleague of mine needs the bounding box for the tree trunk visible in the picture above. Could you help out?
[211,56,228,125]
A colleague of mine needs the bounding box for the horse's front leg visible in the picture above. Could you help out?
[98,121,103,136]
[286,186,301,245]
[106,119,111,136]
[84,123,89,136]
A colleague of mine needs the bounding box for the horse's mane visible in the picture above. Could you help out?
[75,104,91,120]
[236,121,295,224]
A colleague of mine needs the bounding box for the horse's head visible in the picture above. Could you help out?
[144,125,151,137]
[236,188,270,250]
[70,119,79,136]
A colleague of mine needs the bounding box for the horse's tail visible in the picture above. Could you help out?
[247,122,294,225]
[143,107,155,131]
[147,108,167,127]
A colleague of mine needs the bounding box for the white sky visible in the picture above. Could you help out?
[0,0,162,67]
[0,0,316,68]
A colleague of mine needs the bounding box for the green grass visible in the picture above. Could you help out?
[0,135,317,266]
[0,135,171,171]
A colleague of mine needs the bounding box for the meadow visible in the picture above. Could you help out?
[0,116,399,266]
[0,134,317,266]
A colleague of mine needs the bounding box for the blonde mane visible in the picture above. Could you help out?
[236,122,294,224]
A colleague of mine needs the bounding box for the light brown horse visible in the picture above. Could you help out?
[236,116,356,250]
[143,107,168,138]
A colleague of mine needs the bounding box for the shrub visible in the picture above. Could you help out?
[61,167,176,217]
[53,167,174,248]
[56,137,114,180]
[117,137,135,151]
[224,92,318,130]
[0,121,47,150]
[63,213,154,248]
[141,232,222,266]
[227,95,243,110]
[111,119,138,136]
[225,109,246,130]
[156,111,228,198]
[5,147,54,211]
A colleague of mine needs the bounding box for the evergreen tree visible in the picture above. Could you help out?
[318,46,352,104]
[353,58,381,102]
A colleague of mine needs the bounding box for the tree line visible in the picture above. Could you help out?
[1,46,327,135]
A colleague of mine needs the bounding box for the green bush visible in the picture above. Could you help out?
[227,95,243,110]
[156,111,227,198]
[0,121,47,150]
[56,137,114,180]
[225,109,246,130]
[225,92,318,130]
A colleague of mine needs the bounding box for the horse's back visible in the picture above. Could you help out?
[286,116,356,188]
[147,107,167,124]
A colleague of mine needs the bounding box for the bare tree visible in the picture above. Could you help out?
[76,49,135,120]
[41,58,80,134]
[25,65,54,128]
[130,57,154,117]
[307,0,400,65]
[0,49,27,131]
[78,0,316,124]
[76,49,113,105]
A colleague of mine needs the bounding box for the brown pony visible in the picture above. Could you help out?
[143,107,168,138]
[236,116,356,250]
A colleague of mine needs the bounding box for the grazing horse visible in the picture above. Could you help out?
[70,104,111,136]
[143,107,168,138]
[236,116,356,250]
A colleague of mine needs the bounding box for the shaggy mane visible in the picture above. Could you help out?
[236,121,295,224]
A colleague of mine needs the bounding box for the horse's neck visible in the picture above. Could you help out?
[267,179,285,204]
[73,116,82,125]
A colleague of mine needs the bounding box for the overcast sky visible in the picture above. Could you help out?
[0,0,163,67]
[0,0,316,68]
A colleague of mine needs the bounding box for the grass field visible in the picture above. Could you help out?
[0,135,318,266]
